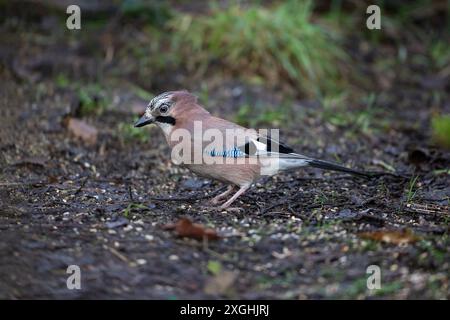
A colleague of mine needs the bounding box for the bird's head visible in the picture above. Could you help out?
[134,91,175,128]
[134,90,201,129]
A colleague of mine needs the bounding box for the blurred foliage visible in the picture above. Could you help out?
[119,0,173,27]
[320,93,388,137]
[405,175,419,203]
[207,260,222,275]
[234,103,287,128]
[169,0,349,97]
[56,74,109,116]
[430,40,450,70]
[117,122,149,144]
[76,84,109,115]
[431,114,450,149]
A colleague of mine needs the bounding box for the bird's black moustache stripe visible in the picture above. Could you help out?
[155,116,176,125]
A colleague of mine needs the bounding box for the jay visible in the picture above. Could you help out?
[134,91,370,209]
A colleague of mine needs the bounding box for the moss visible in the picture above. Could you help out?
[431,114,450,149]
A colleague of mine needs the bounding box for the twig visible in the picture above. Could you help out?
[405,203,449,215]
[107,246,130,263]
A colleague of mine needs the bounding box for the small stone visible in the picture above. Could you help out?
[169,255,179,261]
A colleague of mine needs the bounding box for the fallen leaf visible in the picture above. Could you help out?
[162,217,219,241]
[67,118,98,145]
[358,229,420,245]
[204,271,237,295]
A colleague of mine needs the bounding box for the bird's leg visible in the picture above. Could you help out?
[210,185,235,205]
[219,185,250,210]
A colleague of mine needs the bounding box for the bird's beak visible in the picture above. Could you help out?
[134,114,155,128]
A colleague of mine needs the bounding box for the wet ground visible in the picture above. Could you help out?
[0,2,449,299]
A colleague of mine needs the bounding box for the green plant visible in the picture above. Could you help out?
[320,92,389,138]
[55,74,70,88]
[431,114,450,149]
[342,277,368,298]
[207,260,222,275]
[405,175,419,203]
[122,203,148,218]
[430,40,450,69]
[118,122,150,143]
[374,281,403,297]
[120,0,172,27]
[170,0,349,97]
[234,103,287,127]
[418,239,447,265]
[55,74,110,115]
[77,84,109,115]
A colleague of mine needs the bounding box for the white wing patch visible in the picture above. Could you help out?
[250,138,268,155]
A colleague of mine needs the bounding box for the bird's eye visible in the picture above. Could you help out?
[159,104,169,114]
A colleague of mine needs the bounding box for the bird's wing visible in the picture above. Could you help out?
[237,134,311,160]
[199,116,370,177]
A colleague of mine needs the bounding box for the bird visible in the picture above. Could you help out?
[134,90,372,210]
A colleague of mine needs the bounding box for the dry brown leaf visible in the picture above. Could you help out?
[67,118,98,145]
[358,229,420,245]
[162,217,219,241]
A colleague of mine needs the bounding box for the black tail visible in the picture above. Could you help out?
[307,159,372,178]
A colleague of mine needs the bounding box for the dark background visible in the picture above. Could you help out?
[0,0,448,299]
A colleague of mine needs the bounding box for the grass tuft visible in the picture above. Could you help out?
[169,0,349,97]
